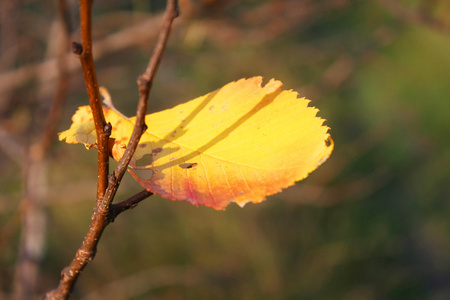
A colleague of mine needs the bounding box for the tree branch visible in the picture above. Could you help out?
[97,0,179,220]
[76,0,109,202]
[111,189,154,221]
[114,0,179,184]
[44,1,178,299]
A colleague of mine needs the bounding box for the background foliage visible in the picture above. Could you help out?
[1,0,450,299]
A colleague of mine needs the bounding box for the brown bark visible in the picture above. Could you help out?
[44,1,178,299]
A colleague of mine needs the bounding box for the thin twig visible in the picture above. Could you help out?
[114,0,179,183]
[98,0,179,220]
[44,1,178,299]
[76,0,110,202]
[111,190,154,221]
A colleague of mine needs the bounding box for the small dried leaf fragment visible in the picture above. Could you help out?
[59,77,333,209]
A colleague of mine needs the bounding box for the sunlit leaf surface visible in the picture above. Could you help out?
[59,77,333,209]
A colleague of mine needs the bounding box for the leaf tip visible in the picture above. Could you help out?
[264,78,283,93]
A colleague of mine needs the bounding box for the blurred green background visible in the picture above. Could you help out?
[1,0,450,299]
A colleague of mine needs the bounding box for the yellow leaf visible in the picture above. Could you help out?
[59,77,333,209]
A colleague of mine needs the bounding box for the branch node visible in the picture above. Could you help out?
[76,249,95,263]
[72,42,83,55]
[108,173,117,186]
[61,267,70,279]
[104,122,112,135]
[137,75,150,90]
[174,5,181,18]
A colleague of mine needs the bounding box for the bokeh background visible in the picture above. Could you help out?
[1,0,450,299]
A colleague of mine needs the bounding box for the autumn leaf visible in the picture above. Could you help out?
[59,77,333,209]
